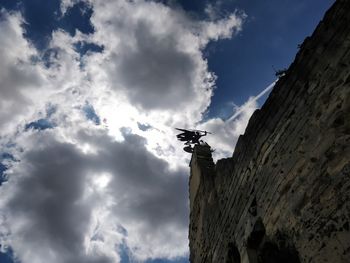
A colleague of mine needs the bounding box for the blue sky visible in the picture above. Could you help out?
[0,0,335,263]
[204,0,335,118]
[171,0,335,119]
[0,0,334,114]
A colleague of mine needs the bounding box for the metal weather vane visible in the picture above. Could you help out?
[175,128,211,153]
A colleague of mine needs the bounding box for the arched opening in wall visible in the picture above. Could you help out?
[226,242,241,263]
[246,218,266,263]
[258,240,300,263]
[245,218,301,263]
[247,218,266,249]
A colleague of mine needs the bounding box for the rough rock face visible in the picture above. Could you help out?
[189,1,350,262]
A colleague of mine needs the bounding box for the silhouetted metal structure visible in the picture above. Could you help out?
[272,66,288,78]
[175,128,211,153]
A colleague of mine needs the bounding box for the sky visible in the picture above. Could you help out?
[0,0,335,262]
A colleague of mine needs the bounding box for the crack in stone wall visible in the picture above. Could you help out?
[189,1,350,262]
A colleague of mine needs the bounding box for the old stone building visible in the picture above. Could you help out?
[189,0,350,262]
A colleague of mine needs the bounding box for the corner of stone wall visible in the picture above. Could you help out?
[189,144,217,263]
[189,144,215,210]
[188,1,350,262]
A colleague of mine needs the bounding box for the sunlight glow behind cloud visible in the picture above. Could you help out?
[0,1,266,262]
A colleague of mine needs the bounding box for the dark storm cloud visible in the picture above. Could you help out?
[108,20,197,110]
[1,128,188,262]
[2,136,112,263]
[91,0,243,115]
[0,1,245,261]
[82,130,189,229]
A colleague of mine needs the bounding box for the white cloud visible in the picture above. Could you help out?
[0,11,46,133]
[0,10,90,136]
[0,125,189,263]
[60,0,81,14]
[0,131,117,263]
[86,0,244,116]
[0,1,252,262]
[198,81,275,160]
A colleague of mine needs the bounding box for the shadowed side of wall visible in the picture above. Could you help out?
[189,0,350,262]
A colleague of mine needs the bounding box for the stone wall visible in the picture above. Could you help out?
[189,0,350,262]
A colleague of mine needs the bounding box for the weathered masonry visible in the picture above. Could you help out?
[189,0,350,262]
